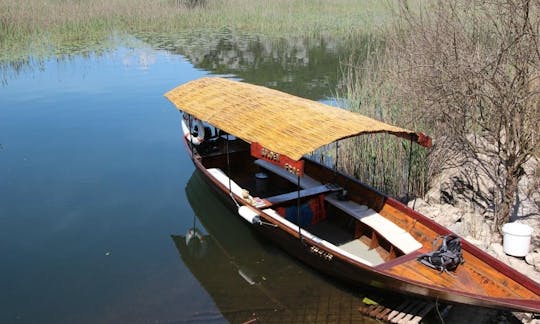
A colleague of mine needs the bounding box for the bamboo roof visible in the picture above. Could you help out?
[165,77,431,161]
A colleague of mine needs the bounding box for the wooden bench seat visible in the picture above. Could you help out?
[359,211,422,254]
[265,184,340,206]
[326,194,421,254]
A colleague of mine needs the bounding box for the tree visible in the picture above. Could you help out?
[389,0,540,231]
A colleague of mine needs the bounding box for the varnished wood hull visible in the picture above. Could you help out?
[184,137,540,314]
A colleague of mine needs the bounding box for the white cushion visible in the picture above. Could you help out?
[361,213,422,254]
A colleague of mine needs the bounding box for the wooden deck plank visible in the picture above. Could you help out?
[397,301,427,323]
[375,306,394,320]
[385,252,540,300]
[385,300,411,321]
[368,305,386,317]
[390,301,418,323]
[359,297,437,323]
[409,303,435,324]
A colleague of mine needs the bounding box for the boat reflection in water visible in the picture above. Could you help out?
[172,171,377,323]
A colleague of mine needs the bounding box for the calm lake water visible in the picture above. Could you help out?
[0,36,378,323]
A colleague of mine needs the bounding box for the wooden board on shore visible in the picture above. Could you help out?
[358,298,436,323]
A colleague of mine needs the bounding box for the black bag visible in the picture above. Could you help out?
[417,235,464,272]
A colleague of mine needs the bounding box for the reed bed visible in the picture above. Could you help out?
[0,0,396,35]
[336,41,432,199]
[0,0,401,63]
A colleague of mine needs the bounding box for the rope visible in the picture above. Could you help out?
[435,298,445,324]
[229,192,240,209]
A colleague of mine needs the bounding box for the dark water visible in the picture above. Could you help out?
[0,38,377,323]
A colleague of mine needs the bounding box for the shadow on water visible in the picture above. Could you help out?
[172,170,378,323]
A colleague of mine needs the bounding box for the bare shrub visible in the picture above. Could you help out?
[387,0,540,232]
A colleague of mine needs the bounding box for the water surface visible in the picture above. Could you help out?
[1,47,205,323]
[0,39,375,323]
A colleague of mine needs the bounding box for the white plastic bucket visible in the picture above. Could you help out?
[502,222,533,257]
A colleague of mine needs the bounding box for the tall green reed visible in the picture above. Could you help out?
[337,39,431,200]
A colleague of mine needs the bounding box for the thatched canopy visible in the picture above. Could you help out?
[165,77,431,161]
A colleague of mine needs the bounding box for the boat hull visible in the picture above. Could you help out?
[182,136,540,314]
[193,165,538,313]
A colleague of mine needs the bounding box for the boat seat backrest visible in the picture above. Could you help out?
[207,168,244,197]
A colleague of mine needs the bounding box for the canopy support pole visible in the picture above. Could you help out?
[224,133,241,208]
[406,138,413,203]
[335,140,339,171]
[187,113,194,160]
[226,134,232,194]
[296,175,302,241]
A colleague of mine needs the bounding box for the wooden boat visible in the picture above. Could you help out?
[165,77,540,314]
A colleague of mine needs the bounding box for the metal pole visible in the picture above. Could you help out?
[297,175,302,240]
[188,113,194,159]
[335,140,339,171]
[406,138,413,202]
[226,134,232,193]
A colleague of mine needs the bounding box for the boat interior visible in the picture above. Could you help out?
[192,131,424,267]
